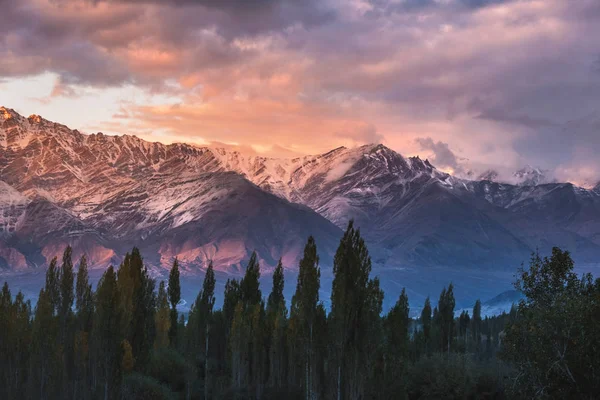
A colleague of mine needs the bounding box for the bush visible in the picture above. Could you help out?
[406,354,506,400]
[122,373,174,400]
[147,347,190,393]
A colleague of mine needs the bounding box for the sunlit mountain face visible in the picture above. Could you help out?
[3,2,600,399]
[2,0,600,311]
[2,106,600,311]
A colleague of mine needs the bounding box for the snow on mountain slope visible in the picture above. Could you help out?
[0,107,344,272]
[3,106,600,279]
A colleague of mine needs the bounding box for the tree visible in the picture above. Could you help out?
[94,266,122,400]
[59,246,75,335]
[472,299,482,353]
[383,288,410,395]
[267,260,287,389]
[267,259,286,315]
[240,251,261,307]
[45,257,61,315]
[168,258,181,347]
[117,248,156,368]
[59,246,75,395]
[197,262,216,399]
[74,255,94,399]
[230,253,266,396]
[75,255,94,332]
[421,297,432,354]
[31,287,61,400]
[290,237,321,400]
[155,281,171,349]
[330,221,384,400]
[502,248,600,398]
[437,284,455,354]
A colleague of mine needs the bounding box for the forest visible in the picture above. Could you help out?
[1,221,599,400]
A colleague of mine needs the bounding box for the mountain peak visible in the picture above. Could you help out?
[513,164,551,186]
[478,169,499,182]
[0,106,18,121]
[27,114,44,124]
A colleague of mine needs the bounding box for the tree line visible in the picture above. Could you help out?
[1,221,599,399]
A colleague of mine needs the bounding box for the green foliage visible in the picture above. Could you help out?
[290,236,321,399]
[406,354,506,400]
[147,348,189,393]
[155,281,171,349]
[4,241,600,400]
[330,220,384,400]
[267,259,286,315]
[167,258,180,346]
[122,372,175,400]
[502,248,600,398]
[240,251,262,307]
[436,283,456,353]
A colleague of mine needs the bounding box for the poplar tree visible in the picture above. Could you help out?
[472,299,482,353]
[59,246,75,395]
[94,266,122,400]
[117,248,156,367]
[168,258,181,347]
[437,284,456,354]
[196,262,216,398]
[74,255,94,399]
[421,297,432,354]
[267,260,287,389]
[155,281,171,349]
[386,288,410,387]
[290,236,320,400]
[330,221,383,400]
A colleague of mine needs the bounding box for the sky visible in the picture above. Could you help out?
[1,0,600,185]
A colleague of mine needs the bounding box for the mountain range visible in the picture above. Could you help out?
[2,105,600,309]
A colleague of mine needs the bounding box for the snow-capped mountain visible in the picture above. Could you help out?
[3,106,600,309]
[512,165,554,186]
[0,106,343,273]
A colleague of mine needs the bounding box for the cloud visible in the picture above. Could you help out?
[2,0,600,185]
[415,137,466,174]
[334,123,384,146]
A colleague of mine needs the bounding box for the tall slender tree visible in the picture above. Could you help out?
[168,258,181,347]
[290,236,320,400]
[330,221,383,400]
[155,281,171,349]
[472,299,482,353]
[421,296,432,354]
[267,260,287,389]
[94,266,122,400]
